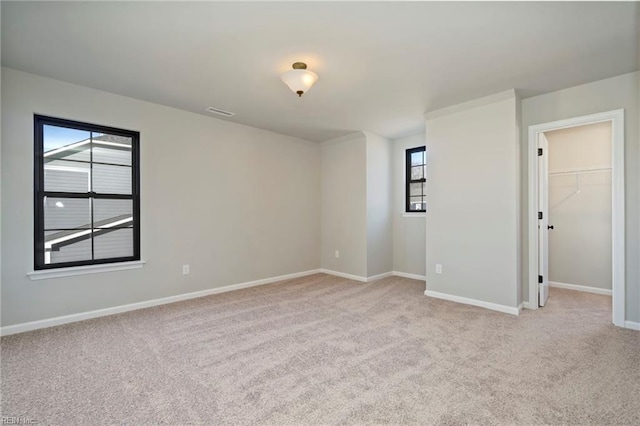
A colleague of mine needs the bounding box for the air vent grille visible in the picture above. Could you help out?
[206,107,235,117]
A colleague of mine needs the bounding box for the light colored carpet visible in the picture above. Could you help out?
[1,274,639,425]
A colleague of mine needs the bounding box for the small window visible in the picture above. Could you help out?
[34,115,140,270]
[406,146,426,212]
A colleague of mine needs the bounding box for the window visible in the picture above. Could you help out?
[406,146,426,212]
[34,115,140,270]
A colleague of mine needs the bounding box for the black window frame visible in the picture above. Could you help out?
[405,146,426,213]
[34,115,141,270]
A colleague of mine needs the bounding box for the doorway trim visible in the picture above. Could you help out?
[527,109,625,327]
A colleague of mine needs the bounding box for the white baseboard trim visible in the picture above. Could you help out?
[392,271,426,281]
[321,269,429,283]
[523,301,534,310]
[318,269,395,283]
[319,269,368,282]
[366,272,393,282]
[0,269,322,336]
[549,281,612,296]
[624,321,640,331]
[424,290,520,316]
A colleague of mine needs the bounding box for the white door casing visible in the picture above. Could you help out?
[527,109,625,327]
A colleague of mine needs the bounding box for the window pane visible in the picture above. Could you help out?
[411,165,424,180]
[44,160,91,193]
[44,197,91,230]
[409,196,425,211]
[94,229,133,259]
[93,199,133,225]
[36,116,140,270]
[45,231,92,265]
[43,125,91,159]
[92,134,132,166]
[410,182,423,197]
[93,164,132,194]
[411,151,425,166]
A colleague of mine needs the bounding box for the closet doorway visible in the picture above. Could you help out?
[544,121,612,300]
[527,110,625,327]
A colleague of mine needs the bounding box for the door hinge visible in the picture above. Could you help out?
[538,275,543,284]
[538,148,543,156]
[538,211,543,220]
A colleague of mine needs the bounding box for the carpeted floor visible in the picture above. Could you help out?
[1,274,639,425]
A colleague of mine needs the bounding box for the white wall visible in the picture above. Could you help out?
[522,71,639,322]
[320,131,394,279]
[392,133,426,278]
[546,122,613,290]
[424,91,520,309]
[0,63,3,326]
[1,68,321,326]
[365,132,393,277]
[320,133,367,277]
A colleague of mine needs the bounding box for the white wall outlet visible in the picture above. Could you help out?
[334,250,340,258]
[435,264,443,274]
[182,264,190,275]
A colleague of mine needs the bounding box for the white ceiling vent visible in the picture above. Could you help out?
[206,106,235,117]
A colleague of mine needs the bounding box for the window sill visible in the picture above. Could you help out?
[27,260,145,281]
[402,212,426,218]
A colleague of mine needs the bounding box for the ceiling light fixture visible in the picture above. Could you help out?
[280,62,318,97]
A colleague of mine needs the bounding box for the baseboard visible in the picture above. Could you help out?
[319,269,368,282]
[523,301,534,309]
[321,269,429,282]
[392,271,426,281]
[517,302,524,313]
[318,269,399,283]
[366,272,393,282]
[424,289,520,316]
[549,281,612,296]
[624,321,640,331]
[0,269,322,336]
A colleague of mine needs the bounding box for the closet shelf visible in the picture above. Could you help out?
[548,167,611,176]
[549,166,611,211]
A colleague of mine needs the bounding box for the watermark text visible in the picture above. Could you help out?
[1,416,37,425]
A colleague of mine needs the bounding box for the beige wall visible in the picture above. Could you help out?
[365,132,393,277]
[424,92,520,309]
[522,71,639,322]
[1,68,321,326]
[546,122,612,290]
[320,133,367,277]
[547,122,612,172]
[392,133,426,278]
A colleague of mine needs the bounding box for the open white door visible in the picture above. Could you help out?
[538,133,549,307]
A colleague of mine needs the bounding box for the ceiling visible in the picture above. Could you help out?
[2,2,638,142]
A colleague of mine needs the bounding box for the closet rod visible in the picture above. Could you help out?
[548,167,611,176]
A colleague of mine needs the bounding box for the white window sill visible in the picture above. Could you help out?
[27,260,145,281]
[402,212,426,218]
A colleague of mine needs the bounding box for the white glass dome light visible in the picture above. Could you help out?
[281,62,318,97]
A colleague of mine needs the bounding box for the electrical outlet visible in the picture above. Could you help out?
[435,264,442,274]
[182,264,190,275]
[334,250,340,258]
